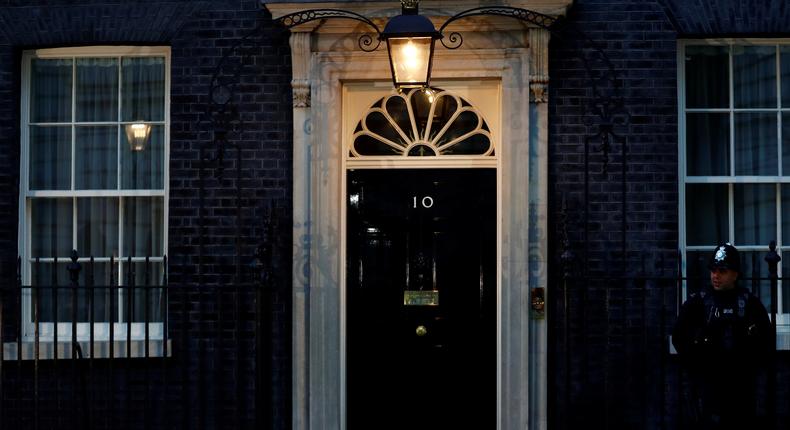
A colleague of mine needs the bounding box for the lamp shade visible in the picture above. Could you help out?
[381,12,441,88]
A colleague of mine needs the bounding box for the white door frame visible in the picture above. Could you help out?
[265,2,565,428]
[340,80,502,430]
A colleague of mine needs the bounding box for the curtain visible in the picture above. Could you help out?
[30,59,72,122]
[685,46,730,177]
[124,196,164,322]
[27,55,166,324]
[685,45,729,109]
[734,45,776,108]
[76,58,118,121]
[734,184,776,245]
[122,57,165,122]
[735,112,777,175]
[686,184,728,245]
[76,126,118,189]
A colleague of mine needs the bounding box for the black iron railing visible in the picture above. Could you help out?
[553,243,789,429]
[0,252,270,430]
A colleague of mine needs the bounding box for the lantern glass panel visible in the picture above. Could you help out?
[388,37,433,87]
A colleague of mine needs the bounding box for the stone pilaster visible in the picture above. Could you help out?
[289,31,312,107]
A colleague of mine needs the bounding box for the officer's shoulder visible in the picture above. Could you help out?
[743,290,767,306]
[738,288,759,301]
[683,291,706,305]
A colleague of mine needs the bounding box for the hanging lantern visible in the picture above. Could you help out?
[380,0,442,89]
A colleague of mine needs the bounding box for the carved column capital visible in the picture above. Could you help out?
[528,28,550,103]
[289,31,312,108]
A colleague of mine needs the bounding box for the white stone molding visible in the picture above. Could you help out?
[264,2,569,429]
[266,0,573,22]
[529,27,550,103]
[286,26,316,430]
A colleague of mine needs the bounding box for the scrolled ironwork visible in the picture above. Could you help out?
[277,9,382,38]
[437,6,557,38]
[440,31,463,49]
[358,33,381,52]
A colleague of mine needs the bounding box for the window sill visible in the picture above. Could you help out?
[2,339,172,360]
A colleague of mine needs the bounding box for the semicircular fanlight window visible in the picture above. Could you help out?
[350,88,493,157]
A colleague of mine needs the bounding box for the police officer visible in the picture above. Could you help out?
[672,243,772,429]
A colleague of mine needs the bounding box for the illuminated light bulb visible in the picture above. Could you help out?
[402,41,418,58]
[130,123,147,138]
[401,41,421,79]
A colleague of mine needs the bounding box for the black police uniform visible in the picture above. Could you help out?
[672,244,772,430]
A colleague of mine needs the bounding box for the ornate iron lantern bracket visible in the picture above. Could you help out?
[437,6,557,49]
[276,3,559,52]
[277,9,383,52]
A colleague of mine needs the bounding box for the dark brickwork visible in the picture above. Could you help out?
[550,1,790,429]
[549,1,680,428]
[3,0,790,428]
[0,1,293,429]
[659,0,790,36]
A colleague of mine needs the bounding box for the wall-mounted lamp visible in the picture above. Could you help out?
[277,0,556,90]
[125,122,151,152]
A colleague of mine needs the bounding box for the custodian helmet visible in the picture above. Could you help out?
[708,243,741,274]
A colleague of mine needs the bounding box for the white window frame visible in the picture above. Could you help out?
[678,39,790,336]
[18,46,170,342]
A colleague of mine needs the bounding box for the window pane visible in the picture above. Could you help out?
[123,197,164,257]
[686,184,728,245]
[79,261,119,322]
[121,57,165,122]
[686,113,730,176]
[739,251,771,311]
[440,134,491,155]
[29,126,71,190]
[782,252,790,320]
[782,113,790,175]
[120,262,164,322]
[734,113,778,176]
[75,126,118,189]
[30,58,72,123]
[121,125,164,189]
[31,198,72,259]
[30,262,70,322]
[781,47,790,108]
[76,58,118,122]
[734,184,776,246]
[685,251,710,294]
[435,110,483,148]
[385,96,416,141]
[782,185,790,245]
[365,111,407,147]
[685,45,729,109]
[77,197,119,258]
[734,45,777,108]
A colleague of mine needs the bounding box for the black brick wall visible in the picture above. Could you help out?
[659,0,790,36]
[3,0,790,428]
[0,1,293,428]
[549,1,790,429]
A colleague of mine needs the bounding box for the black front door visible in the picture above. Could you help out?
[346,168,496,429]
